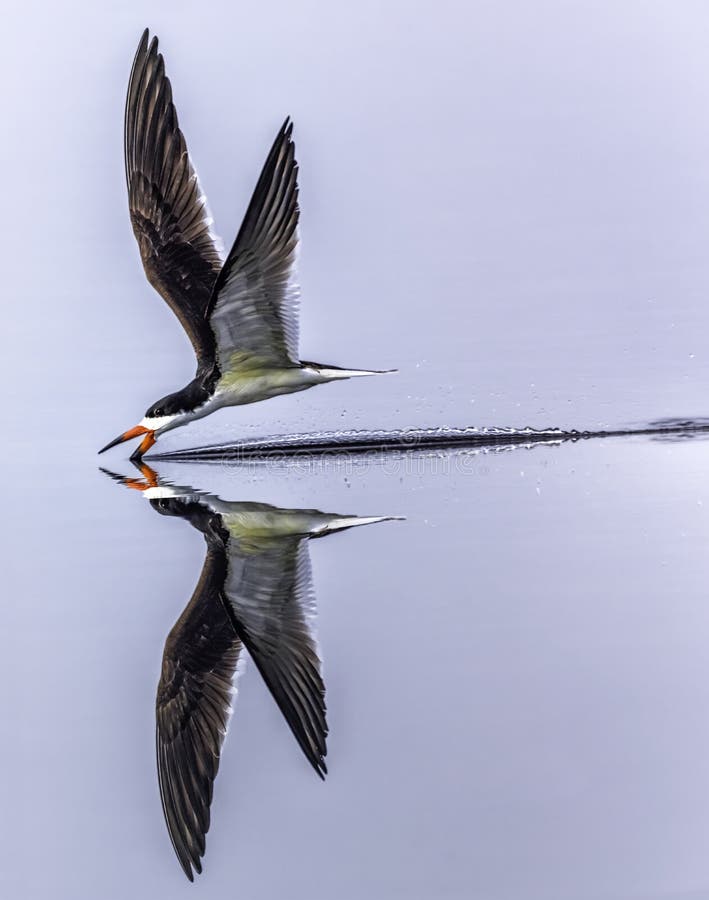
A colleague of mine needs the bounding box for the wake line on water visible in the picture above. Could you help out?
[150,418,709,462]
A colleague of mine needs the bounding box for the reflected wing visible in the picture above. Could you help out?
[156,546,241,881]
[222,535,327,777]
[206,119,300,370]
[125,29,223,365]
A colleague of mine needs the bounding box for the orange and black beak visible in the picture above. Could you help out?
[99,462,160,491]
[98,425,156,459]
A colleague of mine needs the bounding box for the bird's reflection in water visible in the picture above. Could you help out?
[102,463,400,880]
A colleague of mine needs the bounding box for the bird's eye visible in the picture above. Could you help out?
[153,407,164,417]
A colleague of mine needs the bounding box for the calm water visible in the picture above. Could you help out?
[6,436,709,899]
[5,2,709,898]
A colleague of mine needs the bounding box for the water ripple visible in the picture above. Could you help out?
[150,419,709,462]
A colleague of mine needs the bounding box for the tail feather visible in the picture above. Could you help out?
[304,362,397,380]
[318,515,404,535]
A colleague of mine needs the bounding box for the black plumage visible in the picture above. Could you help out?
[156,541,240,881]
[125,29,222,366]
[125,29,301,375]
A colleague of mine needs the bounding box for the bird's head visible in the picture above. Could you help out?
[101,463,220,536]
[98,391,190,458]
[149,495,219,535]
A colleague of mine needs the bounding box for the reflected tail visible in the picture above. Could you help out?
[317,514,404,535]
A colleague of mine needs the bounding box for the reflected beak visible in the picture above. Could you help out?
[132,461,160,487]
[98,425,156,460]
[99,462,160,491]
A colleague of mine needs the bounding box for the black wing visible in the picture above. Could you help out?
[125,29,223,366]
[221,535,327,777]
[156,545,241,881]
[206,119,301,370]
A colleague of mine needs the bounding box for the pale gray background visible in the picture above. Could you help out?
[3,1,709,898]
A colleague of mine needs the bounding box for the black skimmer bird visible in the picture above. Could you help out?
[103,463,401,880]
[99,30,393,461]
